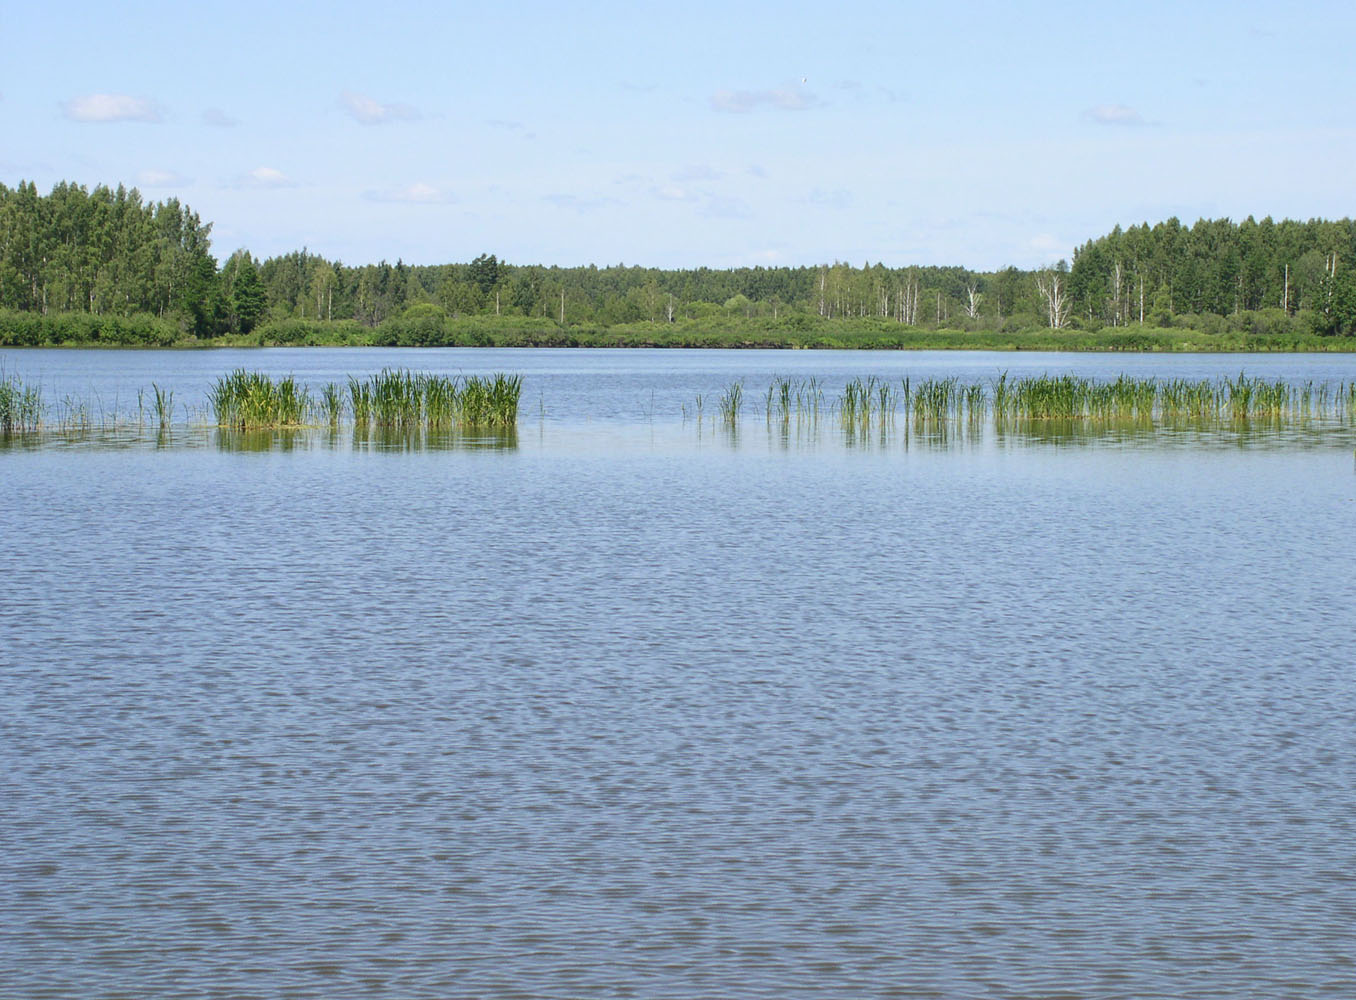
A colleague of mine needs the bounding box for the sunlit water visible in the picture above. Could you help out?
[4,350,1356,998]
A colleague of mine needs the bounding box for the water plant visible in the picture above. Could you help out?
[719,380,743,426]
[0,367,43,432]
[151,383,176,428]
[209,370,309,429]
[458,373,522,427]
[318,382,345,426]
[342,369,521,429]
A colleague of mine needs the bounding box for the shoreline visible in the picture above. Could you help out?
[5,322,1356,354]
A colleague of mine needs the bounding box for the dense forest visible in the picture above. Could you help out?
[3,179,1356,348]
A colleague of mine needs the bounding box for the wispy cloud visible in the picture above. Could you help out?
[671,163,723,182]
[364,182,454,204]
[237,166,297,189]
[544,193,620,214]
[710,87,816,113]
[699,195,752,220]
[650,184,694,203]
[1029,233,1068,258]
[62,94,161,123]
[341,91,419,125]
[1084,104,1147,126]
[137,169,190,187]
[807,188,852,210]
[202,108,239,127]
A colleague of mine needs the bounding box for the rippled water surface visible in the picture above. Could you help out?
[4,350,1356,999]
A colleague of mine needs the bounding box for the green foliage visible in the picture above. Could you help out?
[467,253,500,294]
[6,177,1356,348]
[0,181,220,335]
[222,250,266,333]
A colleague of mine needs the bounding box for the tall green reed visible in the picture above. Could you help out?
[0,367,43,432]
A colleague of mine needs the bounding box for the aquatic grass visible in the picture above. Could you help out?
[423,374,458,427]
[458,373,522,427]
[318,382,345,426]
[765,376,791,424]
[911,377,960,423]
[803,377,824,423]
[209,370,309,429]
[57,394,92,432]
[348,376,373,425]
[961,382,986,422]
[764,376,827,428]
[707,368,1356,435]
[719,380,744,426]
[152,383,175,428]
[0,367,43,433]
[344,369,521,429]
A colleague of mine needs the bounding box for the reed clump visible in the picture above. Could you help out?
[716,371,1356,432]
[348,369,521,428]
[209,370,309,429]
[911,377,961,423]
[0,367,43,433]
[319,382,345,426]
[719,380,744,426]
[458,373,523,427]
[152,382,178,428]
[764,376,825,425]
[839,376,897,430]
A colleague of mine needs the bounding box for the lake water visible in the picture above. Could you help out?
[4,349,1356,999]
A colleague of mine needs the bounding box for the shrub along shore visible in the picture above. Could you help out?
[3,310,1356,353]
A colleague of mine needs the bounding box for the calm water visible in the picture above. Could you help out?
[4,349,1356,999]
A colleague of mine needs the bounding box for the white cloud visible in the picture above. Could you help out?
[651,184,694,202]
[710,88,816,113]
[1029,233,1069,259]
[364,182,454,204]
[671,163,723,182]
[241,166,296,189]
[700,195,752,220]
[341,91,418,124]
[62,94,161,123]
[137,169,190,187]
[1085,104,1146,126]
[807,188,852,210]
[544,193,620,214]
[202,108,239,127]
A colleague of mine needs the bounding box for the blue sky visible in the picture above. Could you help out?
[4,0,1354,270]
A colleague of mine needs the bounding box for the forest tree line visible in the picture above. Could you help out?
[3,179,1356,342]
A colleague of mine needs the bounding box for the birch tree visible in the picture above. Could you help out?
[964,282,982,320]
[1035,270,1070,329]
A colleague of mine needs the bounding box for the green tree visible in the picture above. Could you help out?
[222,250,266,333]
[468,253,499,294]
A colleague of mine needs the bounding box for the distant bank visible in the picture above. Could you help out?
[3,312,1355,353]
